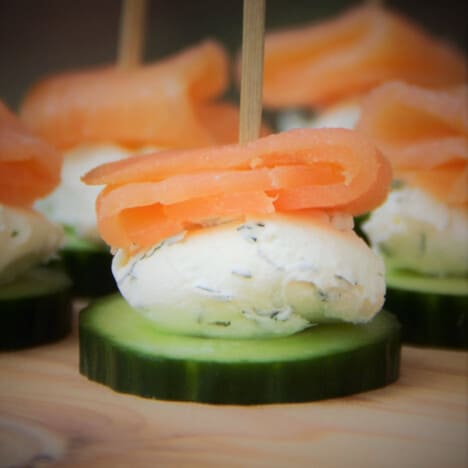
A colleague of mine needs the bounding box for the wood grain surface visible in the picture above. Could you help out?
[0,311,467,468]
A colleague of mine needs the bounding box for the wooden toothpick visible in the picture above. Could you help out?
[239,0,266,144]
[118,0,148,69]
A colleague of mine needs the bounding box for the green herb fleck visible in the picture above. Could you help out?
[196,285,217,293]
[318,290,328,302]
[419,233,427,254]
[391,179,405,190]
[63,224,77,236]
[335,274,354,285]
[211,321,231,327]
[10,230,19,238]
[378,242,394,258]
[141,242,163,260]
[232,269,252,278]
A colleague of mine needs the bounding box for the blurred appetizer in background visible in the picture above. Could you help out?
[79,127,400,404]
[261,4,466,131]
[358,82,468,348]
[0,102,72,350]
[19,40,245,296]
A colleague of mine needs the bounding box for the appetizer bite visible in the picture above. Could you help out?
[357,82,468,348]
[261,5,465,131]
[79,127,401,404]
[19,40,242,296]
[0,102,71,350]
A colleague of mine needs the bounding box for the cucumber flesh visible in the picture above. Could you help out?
[79,295,401,404]
[386,269,468,296]
[385,270,468,349]
[0,267,72,350]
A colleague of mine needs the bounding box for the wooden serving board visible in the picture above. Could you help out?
[0,311,467,468]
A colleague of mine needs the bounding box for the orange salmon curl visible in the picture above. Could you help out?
[0,102,63,207]
[261,5,466,109]
[19,40,247,151]
[357,82,468,206]
[83,128,392,252]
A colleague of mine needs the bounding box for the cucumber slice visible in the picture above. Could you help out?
[0,267,72,350]
[79,295,400,404]
[385,270,468,349]
[61,247,116,297]
[386,270,468,296]
[60,226,117,297]
[354,213,370,244]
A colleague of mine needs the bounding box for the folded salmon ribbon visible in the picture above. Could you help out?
[357,82,468,205]
[83,128,391,251]
[0,102,63,207]
[20,40,243,150]
[262,5,466,109]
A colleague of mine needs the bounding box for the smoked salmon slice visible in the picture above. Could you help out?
[20,40,241,150]
[262,5,466,109]
[83,128,392,251]
[0,102,62,207]
[357,82,468,205]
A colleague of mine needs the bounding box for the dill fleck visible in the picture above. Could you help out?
[378,242,393,258]
[211,321,231,327]
[196,285,217,293]
[231,269,252,278]
[391,179,405,190]
[335,274,349,284]
[318,290,328,302]
[419,233,427,254]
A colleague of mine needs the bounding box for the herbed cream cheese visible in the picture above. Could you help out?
[0,204,63,285]
[276,100,361,132]
[35,143,157,243]
[113,213,386,338]
[362,186,468,276]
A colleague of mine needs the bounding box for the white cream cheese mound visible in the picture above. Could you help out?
[277,100,361,132]
[35,144,157,243]
[362,186,468,276]
[113,213,386,338]
[0,204,63,285]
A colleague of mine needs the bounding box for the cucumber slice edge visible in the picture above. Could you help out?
[79,295,401,404]
[386,269,468,297]
[0,267,72,350]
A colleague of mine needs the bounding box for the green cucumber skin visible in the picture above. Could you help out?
[0,289,72,350]
[80,335,400,404]
[384,287,468,349]
[79,298,400,405]
[353,214,370,245]
[61,248,117,297]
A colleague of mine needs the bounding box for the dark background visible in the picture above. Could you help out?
[0,0,466,110]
